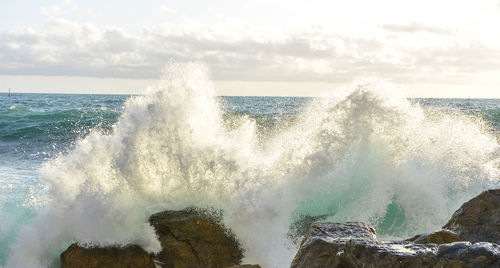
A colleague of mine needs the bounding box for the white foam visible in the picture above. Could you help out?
[6,63,499,267]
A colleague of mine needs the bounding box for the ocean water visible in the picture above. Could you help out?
[0,64,499,267]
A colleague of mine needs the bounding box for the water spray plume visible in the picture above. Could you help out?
[5,63,499,267]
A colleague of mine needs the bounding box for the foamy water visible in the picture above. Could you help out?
[3,63,500,267]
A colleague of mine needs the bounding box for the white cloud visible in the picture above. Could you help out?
[58,0,94,17]
[0,14,500,86]
[40,5,61,16]
[62,0,77,8]
[381,23,453,36]
[159,5,178,14]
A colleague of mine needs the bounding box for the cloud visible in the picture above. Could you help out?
[159,5,178,14]
[57,0,94,17]
[381,23,453,35]
[1,18,500,84]
[40,5,61,16]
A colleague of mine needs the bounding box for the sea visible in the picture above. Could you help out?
[0,65,499,267]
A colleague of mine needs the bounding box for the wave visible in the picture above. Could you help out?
[0,108,121,163]
[0,109,119,138]
[4,63,500,267]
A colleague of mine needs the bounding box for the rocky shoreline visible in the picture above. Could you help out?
[60,189,499,267]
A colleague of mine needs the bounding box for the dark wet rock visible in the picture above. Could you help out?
[60,244,155,268]
[443,188,500,244]
[149,208,243,268]
[437,241,500,260]
[291,189,500,267]
[290,222,500,268]
[407,229,460,244]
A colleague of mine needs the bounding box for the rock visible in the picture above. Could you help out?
[443,189,500,244]
[288,214,330,245]
[406,229,460,244]
[149,208,243,268]
[60,244,155,268]
[60,208,243,268]
[290,222,500,267]
[291,222,377,267]
[291,190,500,267]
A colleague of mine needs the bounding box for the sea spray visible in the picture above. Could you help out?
[4,63,500,267]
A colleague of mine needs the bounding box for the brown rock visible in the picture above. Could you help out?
[149,208,243,268]
[407,229,460,244]
[60,244,155,268]
[443,189,500,244]
[60,208,243,268]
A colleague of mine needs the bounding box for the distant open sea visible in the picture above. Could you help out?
[1,90,499,267]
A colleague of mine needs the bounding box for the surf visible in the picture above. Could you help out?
[4,62,499,267]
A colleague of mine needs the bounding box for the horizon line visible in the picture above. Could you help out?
[3,91,499,100]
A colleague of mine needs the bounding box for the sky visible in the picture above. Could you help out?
[1,0,500,97]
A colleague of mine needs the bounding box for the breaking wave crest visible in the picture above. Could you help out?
[5,63,499,267]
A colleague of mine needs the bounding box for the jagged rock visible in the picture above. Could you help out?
[291,189,500,267]
[407,229,460,244]
[290,222,500,267]
[60,208,243,268]
[443,188,500,244]
[60,244,155,268]
[149,208,243,268]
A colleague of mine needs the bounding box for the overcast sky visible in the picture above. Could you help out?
[1,0,500,97]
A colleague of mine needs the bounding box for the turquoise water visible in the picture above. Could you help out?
[0,91,499,266]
